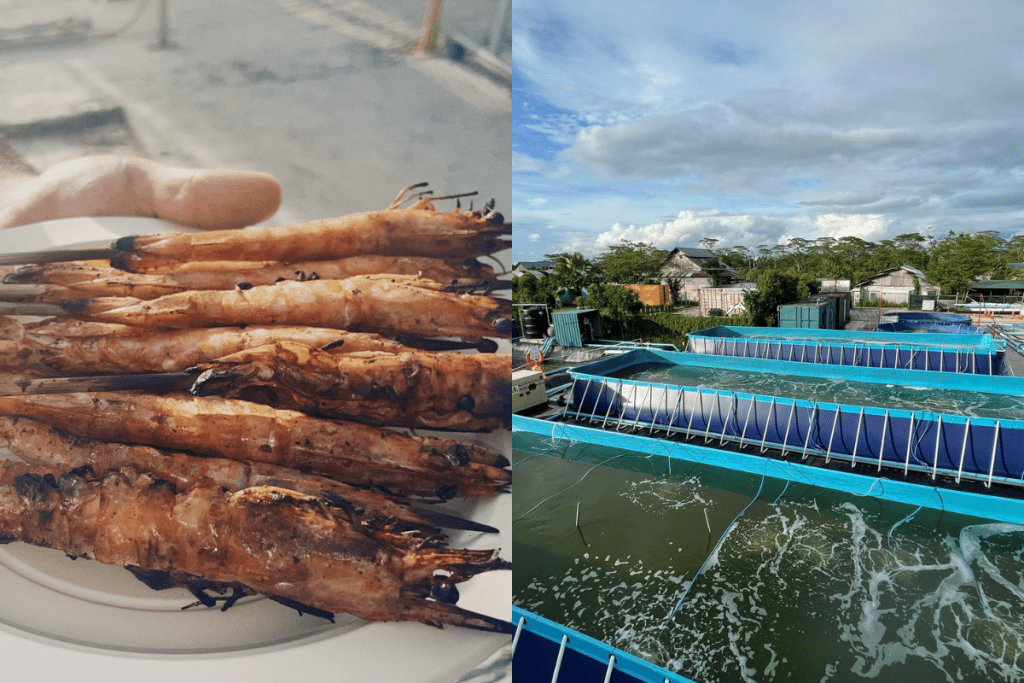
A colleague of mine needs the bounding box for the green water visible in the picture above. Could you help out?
[513,431,1024,683]
[605,363,1024,421]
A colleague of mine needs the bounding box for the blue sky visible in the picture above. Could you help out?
[511,0,1024,264]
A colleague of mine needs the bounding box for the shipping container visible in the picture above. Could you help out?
[806,292,851,326]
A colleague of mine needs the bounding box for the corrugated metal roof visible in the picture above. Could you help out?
[970,280,1024,290]
[670,247,716,259]
[852,265,936,288]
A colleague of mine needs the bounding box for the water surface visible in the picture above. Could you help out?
[513,430,1024,683]
[604,364,1024,421]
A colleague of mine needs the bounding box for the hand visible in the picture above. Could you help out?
[0,155,282,231]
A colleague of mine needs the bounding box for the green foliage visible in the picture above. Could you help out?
[544,251,600,300]
[990,263,1022,281]
[635,314,752,346]
[743,270,801,326]
[925,231,1006,295]
[699,256,732,287]
[592,241,669,283]
[797,274,820,300]
[577,284,644,338]
[665,276,683,304]
[512,272,558,308]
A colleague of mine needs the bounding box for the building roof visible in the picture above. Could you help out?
[669,247,716,259]
[661,247,737,278]
[852,265,936,289]
[969,280,1024,291]
[514,260,555,270]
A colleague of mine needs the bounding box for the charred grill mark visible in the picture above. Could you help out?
[14,472,57,502]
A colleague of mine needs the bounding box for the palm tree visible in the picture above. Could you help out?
[547,252,597,300]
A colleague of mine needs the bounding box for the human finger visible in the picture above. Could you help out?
[0,156,281,231]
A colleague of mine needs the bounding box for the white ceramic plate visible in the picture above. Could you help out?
[0,216,511,683]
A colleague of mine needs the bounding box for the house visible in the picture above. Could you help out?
[852,265,940,305]
[659,247,738,302]
[511,260,555,278]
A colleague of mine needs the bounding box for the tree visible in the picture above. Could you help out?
[665,276,684,304]
[512,271,558,309]
[892,233,930,270]
[593,242,669,283]
[1005,235,1024,262]
[719,245,754,275]
[926,231,1006,295]
[699,256,731,287]
[579,284,644,339]
[743,270,800,327]
[546,252,598,299]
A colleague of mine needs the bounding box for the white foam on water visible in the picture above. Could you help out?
[517,489,1024,682]
[514,434,1024,682]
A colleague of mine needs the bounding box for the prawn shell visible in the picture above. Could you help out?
[0,392,510,498]
[63,276,513,341]
[191,342,511,431]
[0,463,512,630]
[0,316,416,374]
[117,207,510,265]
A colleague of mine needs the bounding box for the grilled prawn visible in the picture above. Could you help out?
[0,316,417,374]
[0,462,512,631]
[0,392,510,499]
[0,415,493,533]
[190,341,511,431]
[61,275,513,340]
[108,183,509,270]
[3,256,497,300]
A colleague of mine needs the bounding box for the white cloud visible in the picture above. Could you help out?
[511,0,1024,263]
[528,233,541,241]
[513,152,546,174]
[594,210,803,250]
[813,213,891,242]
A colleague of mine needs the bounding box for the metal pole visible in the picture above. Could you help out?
[488,0,511,55]
[154,0,176,50]
[416,0,444,54]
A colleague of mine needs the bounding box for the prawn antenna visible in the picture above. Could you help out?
[432,190,479,204]
[389,182,431,209]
